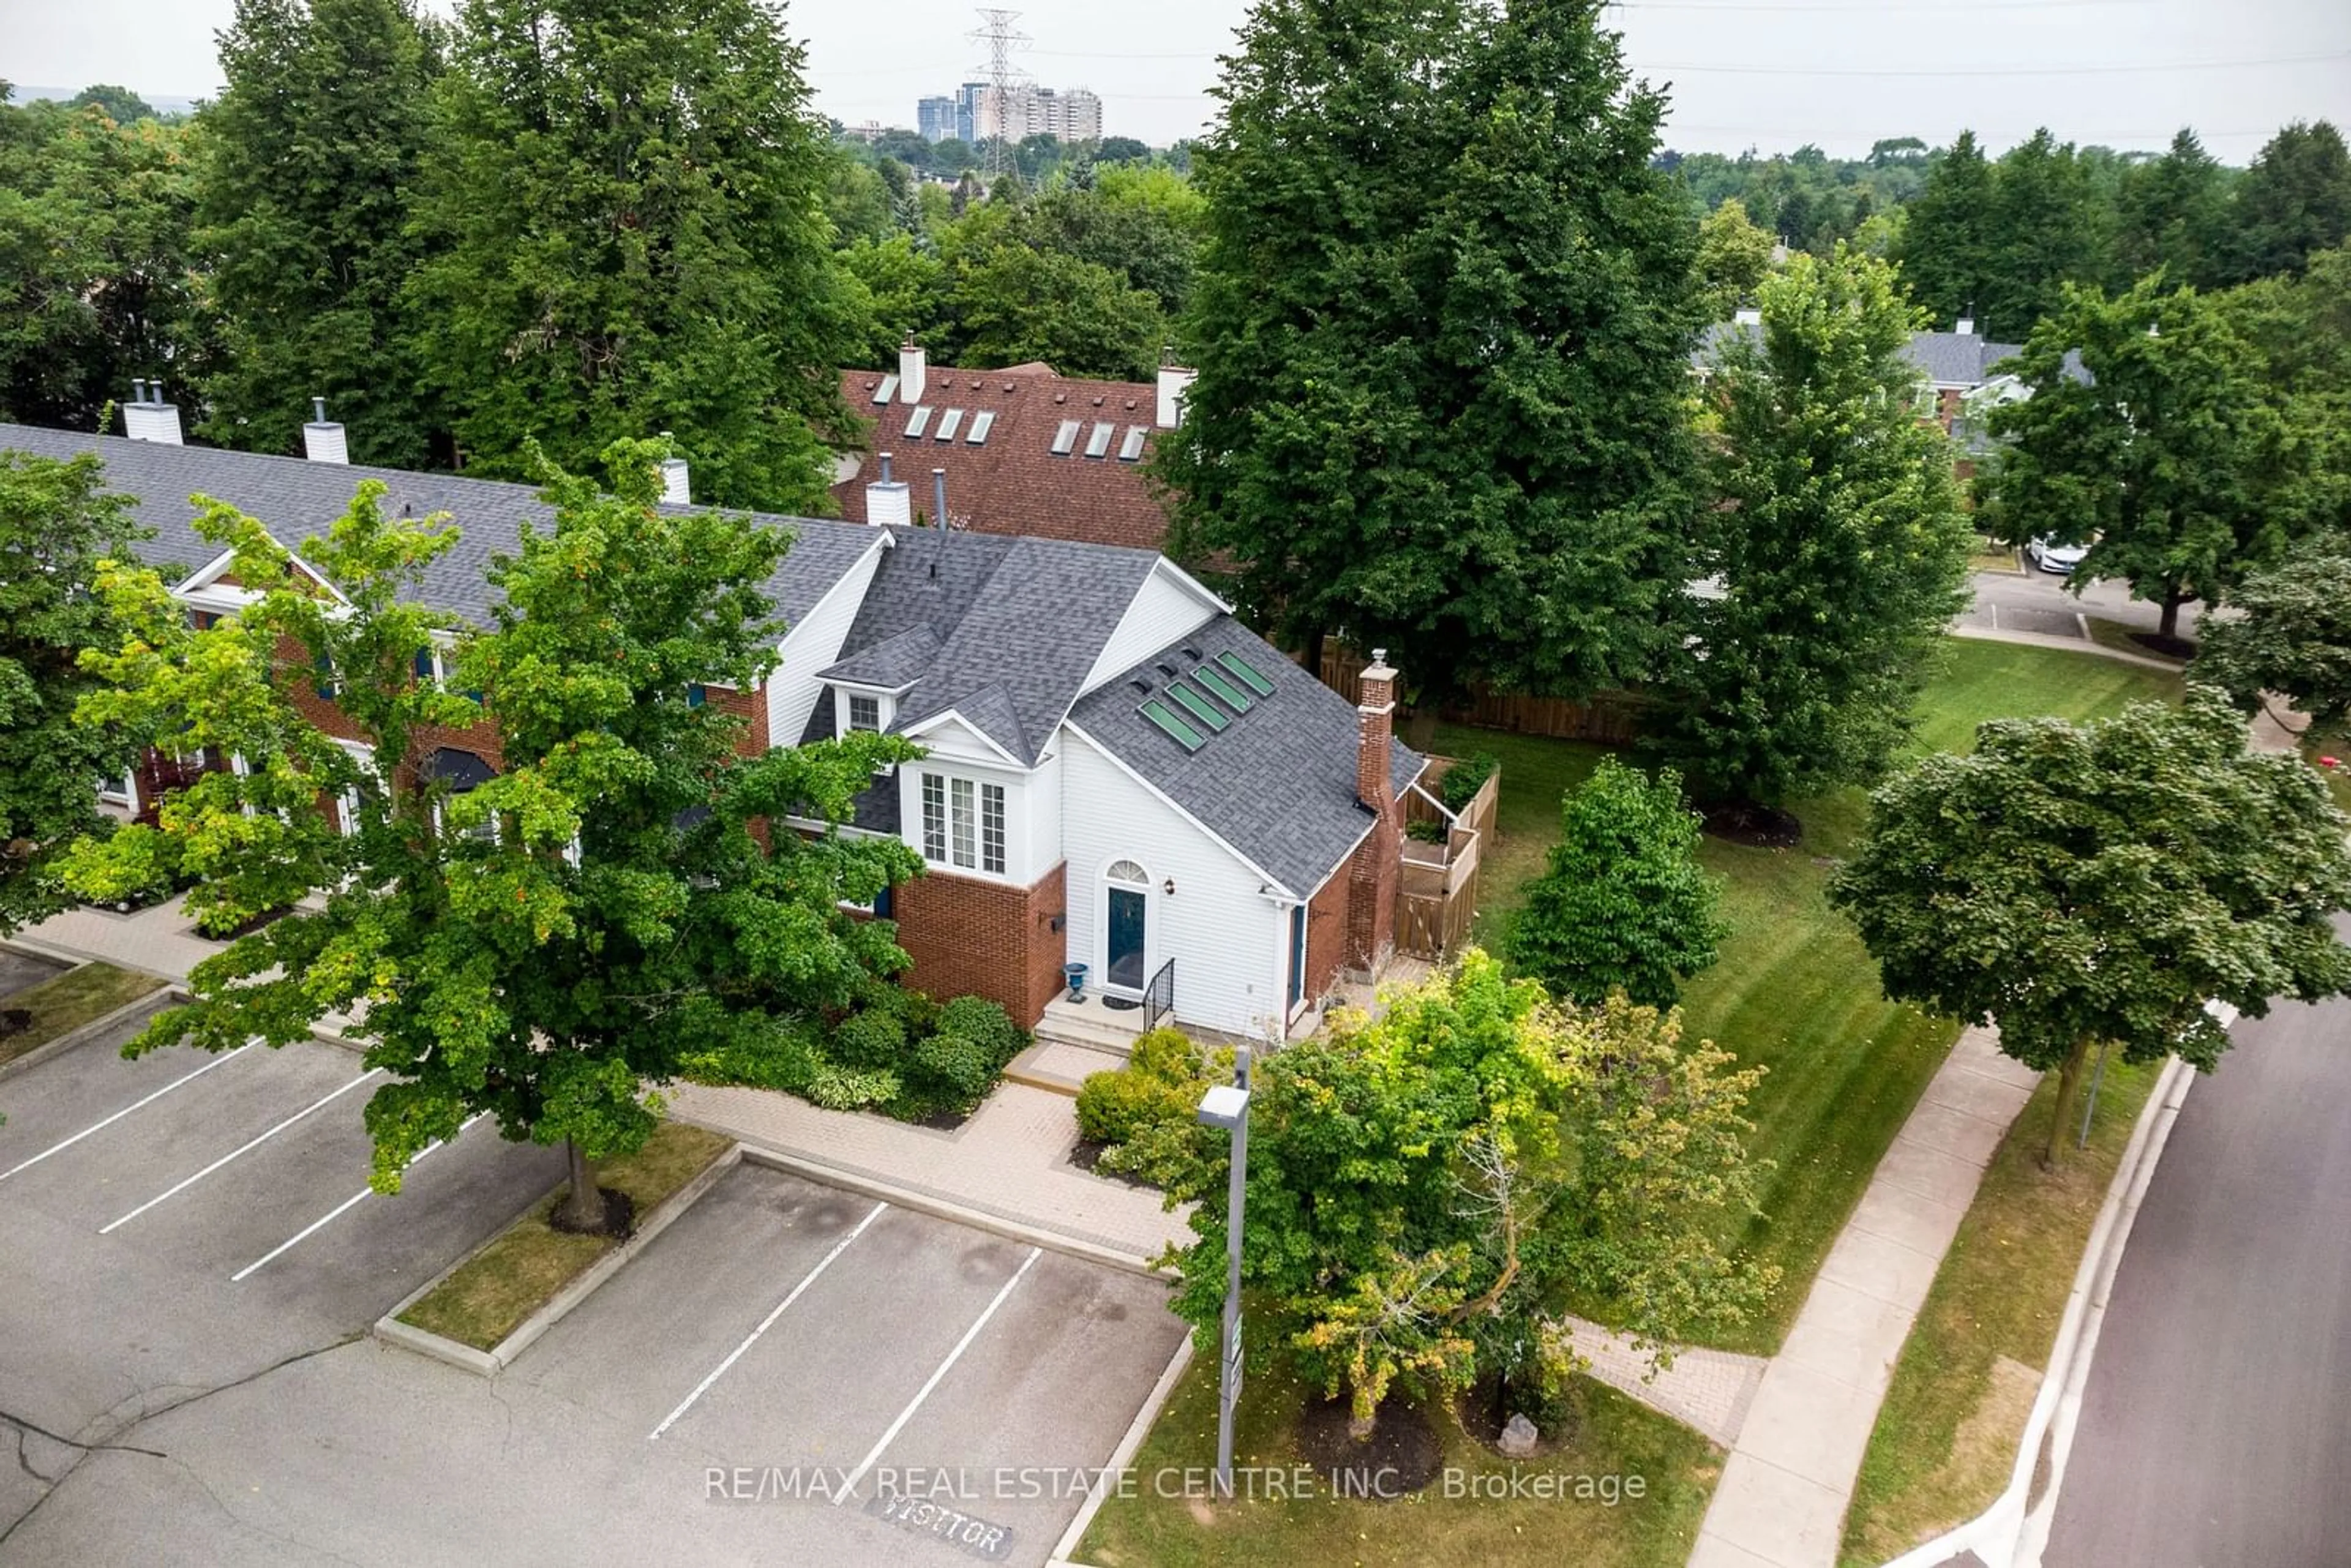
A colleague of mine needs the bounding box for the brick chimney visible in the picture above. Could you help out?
[302,397,348,464]
[899,339,928,406]
[1344,647,1402,969]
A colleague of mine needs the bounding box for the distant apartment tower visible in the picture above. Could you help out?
[918,96,958,143]
[950,81,1103,145]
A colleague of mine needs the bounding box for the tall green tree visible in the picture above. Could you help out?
[1982,129,2107,337]
[1831,692,2351,1166]
[60,443,920,1231]
[2217,246,2351,538]
[1695,197,1775,319]
[2114,130,2232,290]
[1892,129,1996,329]
[2225,120,2351,283]
[948,241,1165,380]
[1979,277,2298,640]
[67,85,156,124]
[0,99,205,432]
[1659,246,1974,817]
[1160,953,1772,1432]
[0,452,146,934]
[2195,537,2351,730]
[409,0,865,512]
[1510,758,1724,1010]
[1163,0,1701,701]
[196,0,444,468]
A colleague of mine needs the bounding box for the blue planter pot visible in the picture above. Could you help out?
[1062,962,1089,1002]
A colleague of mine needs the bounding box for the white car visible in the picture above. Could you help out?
[2027,538,2088,574]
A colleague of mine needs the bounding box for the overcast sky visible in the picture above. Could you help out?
[5,0,2347,160]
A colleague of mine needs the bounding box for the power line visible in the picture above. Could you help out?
[968,8,1030,174]
[1022,45,2349,77]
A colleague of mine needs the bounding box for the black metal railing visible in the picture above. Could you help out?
[1143,957,1176,1034]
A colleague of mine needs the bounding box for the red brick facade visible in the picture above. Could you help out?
[890,861,1068,1028]
[1303,871,1349,1006]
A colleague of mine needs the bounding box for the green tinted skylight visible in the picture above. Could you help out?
[1193,665,1253,713]
[1217,650,1277,697]
[1167,682,1230,732]
[1139,699,1205,752]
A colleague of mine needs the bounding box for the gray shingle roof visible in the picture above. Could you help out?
[1068,613,1426,898]
[834,527,1161,766]
[817,626,939,689]
[0,426,879,629]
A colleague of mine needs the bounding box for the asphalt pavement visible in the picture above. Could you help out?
[1959,563,2187,645]
[2042,983,2351,1567]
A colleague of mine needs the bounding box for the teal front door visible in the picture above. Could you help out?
[1106,885,1147,991]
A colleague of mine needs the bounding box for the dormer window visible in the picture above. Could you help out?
[848,694,880,732]
[834,686,894,739]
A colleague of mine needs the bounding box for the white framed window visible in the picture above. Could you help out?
[96,771,135,806]
[847,694,880,733]
[920,772,1007,876]
[921,773,948,861]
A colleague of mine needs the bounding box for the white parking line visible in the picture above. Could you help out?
[230,1112,489,1281]
[99,1068,383,1235]
[0,1044,253,1185]
[835,1246,1043,1504]
[650,1199,890,1442]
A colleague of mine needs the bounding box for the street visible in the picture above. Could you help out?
[2042,980,2351,1567]
[1959,563,2189,646]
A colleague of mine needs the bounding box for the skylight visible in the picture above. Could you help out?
[1118,426,1147,462]
[967,410,997,445]
[935,408,964,441]
[1139,699,1205,753]
[1217,650,1278,697]
[905,405,933,439]
[1166,683,1230,733]
[1051,419,1081,456]
[1084,421,1115,459]
[872,375,899,405]
[1193,666,1254,713]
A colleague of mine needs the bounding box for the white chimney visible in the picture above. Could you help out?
[1955,313,1976,336]
[123,380,184,445]
[1155,352,1197,429]
[654,432,690,504]
[1733,306,1762,328]
[898,339,927,406]
[302,397,348,464]
[866,451,912,528]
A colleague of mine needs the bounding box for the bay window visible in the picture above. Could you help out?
[920,771,1006,876]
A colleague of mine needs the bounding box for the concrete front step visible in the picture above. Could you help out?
[1037,996,1147,1055]
[1003,1038,1131,1097]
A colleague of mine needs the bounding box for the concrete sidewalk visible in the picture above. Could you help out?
[1688,1027,2040,1568]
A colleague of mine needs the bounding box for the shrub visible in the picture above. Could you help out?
[1076,1067,1192,1146]
[862,980,942,1040]
[1128,1026,1208,1084]
[912,1031,995,1101]
[1441,751,1499,812]
[678,1016,822,1093]
[831,1008,907,1070]
[806,1061,900,1111]
[937,994,1026,1068]
[1406,817,1447,844]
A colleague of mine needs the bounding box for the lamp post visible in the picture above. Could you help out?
[1196,1045,1251,1499]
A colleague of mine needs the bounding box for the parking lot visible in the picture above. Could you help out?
[0,993,1187,1566]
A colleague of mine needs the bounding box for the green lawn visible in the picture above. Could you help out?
[1079,1356,1719,1568]
[1841,1059,2157,1565]
[396,1122,732,1351]
[0,961,166,1067]
[1439,638,2184,1355]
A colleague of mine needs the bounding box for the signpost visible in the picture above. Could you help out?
[1197,1046,1252,1499]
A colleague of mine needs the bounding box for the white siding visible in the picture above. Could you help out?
[1059,726,1284,1041]
[895,738,1055,885]
[1079,561,1220,694]
[765,539,888,750]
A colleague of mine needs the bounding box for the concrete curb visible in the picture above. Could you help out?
[1048,1335,1197,1568]
[371,1142,743,1377]
[1875,1046,2202,1568]
[729,1142,1173,1281]
[0,982,176,1084]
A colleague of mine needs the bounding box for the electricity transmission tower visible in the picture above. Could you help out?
[969,8,1029,178]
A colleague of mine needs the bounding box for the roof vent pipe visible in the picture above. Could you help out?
[932,467,949,531]
[866,449,912,528]
[302,396,349,464]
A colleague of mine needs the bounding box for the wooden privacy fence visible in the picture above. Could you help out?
[1316,647,1653,744]
[1393,755,1500,962]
